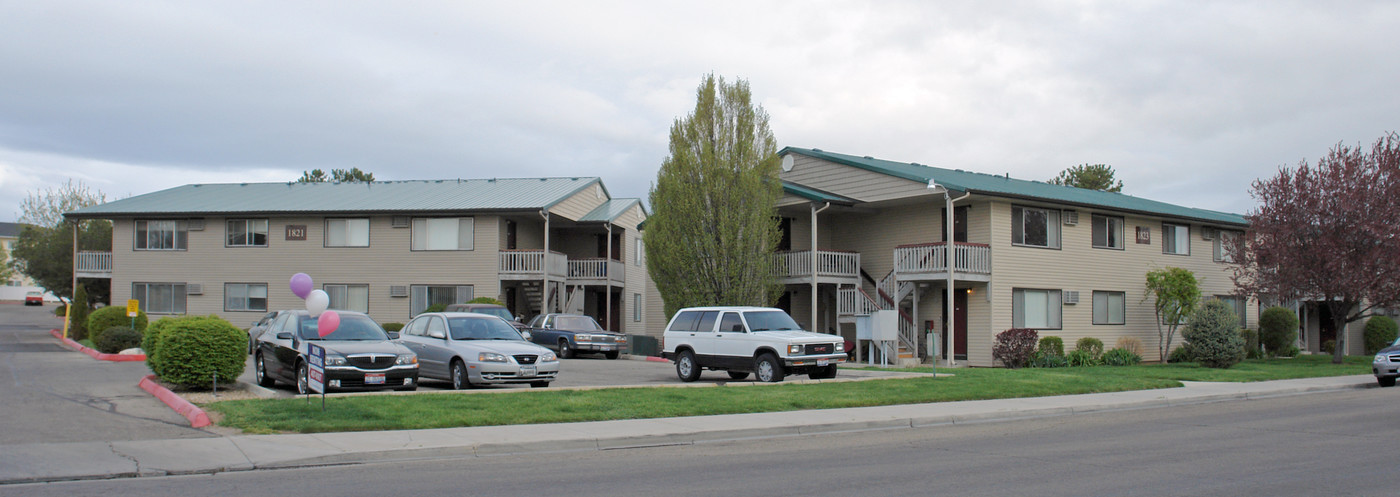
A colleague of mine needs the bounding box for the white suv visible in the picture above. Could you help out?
[661,306,846,382]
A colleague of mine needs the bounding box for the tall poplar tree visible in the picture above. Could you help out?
[646,74,783,318]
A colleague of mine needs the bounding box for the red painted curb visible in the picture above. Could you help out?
[138,375,212,428]
[645,356,670,363]
[50,329,147,362]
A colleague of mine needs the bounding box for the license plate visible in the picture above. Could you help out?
[520,366,537,377]
[600,345,613,351]
[817,359,829,366]
[365,373,386,384]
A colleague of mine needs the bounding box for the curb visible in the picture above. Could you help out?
[50,329,146,362]
[138,375,212,428]
[644,356,669,363]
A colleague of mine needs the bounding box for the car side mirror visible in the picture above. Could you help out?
[428,329,446,339]
[387,332,400,340]
[521,331,532,341]
[276,332,292,340]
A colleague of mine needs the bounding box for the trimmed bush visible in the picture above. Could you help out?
[466,296,506,306]
[1029,351,1068,368]
[142,317,185,376]
[151,315,246,389]
[1038,336,1064,357]
[1182,300,1245,368]
[1102,347,1142,366]
[1168,343,1195,363]
[87,305,149,345]
[424,303,447,313]
[1258,306,1299,356]
[993,328,1038,369]
[1322,340,1336,355]
[95,326,142,354]
[1114,336,1144,357]
[1066,349,1098,367]
[1240,329,1261,359]
[381,322,404,332]
[54,304,68,317]
[1364,316,1399,355]
[1075,337,1104,360]
[67,285,93,341]
[1281,345,1301,358]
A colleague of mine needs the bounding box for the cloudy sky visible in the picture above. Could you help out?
[1,1,1396,220]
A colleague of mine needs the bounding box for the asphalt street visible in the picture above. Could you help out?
[6,388,1394,496]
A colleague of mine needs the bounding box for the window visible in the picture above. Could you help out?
[135,220,188,250]
[1012,288,1062,329]
[133,282,186,314]
[1215,295,1247,328]
[1093,291,1126,325]
[226,219,269,247]
[1162,223,1190,255]
[1012,206,1060,248]
[633,293,642,322]
[410,285,473,316]
[325,284,370,313]
[325,218,370,247]
[718,312,746,332]
[411,217,474,251]
[1214,230,1241,263]
[224,283,268,312]
[1091,215,1124,249]
[635,238,644,266]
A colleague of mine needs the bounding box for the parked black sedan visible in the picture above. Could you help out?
[253,310,419,394]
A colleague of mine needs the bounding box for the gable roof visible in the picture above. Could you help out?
[782,182,856,205]
[64,177,602,218]
[578,198,645,223]
[780,147,1247,226]
[0,222,23,238]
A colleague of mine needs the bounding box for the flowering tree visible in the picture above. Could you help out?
[1145,267,1200,362]
[1231,133,1400,363]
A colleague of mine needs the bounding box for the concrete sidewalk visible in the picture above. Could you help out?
[0,374,1373,484]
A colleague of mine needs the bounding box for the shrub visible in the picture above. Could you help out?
[142,317,185,376]
[1102,347,1142,366]
[1182,300,1245,368]
[1066,349,1098,367]
[54,304,68,317]
[466,296,506,306]
[151,315,246,389]
[1364,316,1399,355]
[95,326,142,354]
[1240,329,1261,359]
[67,286,93,341]
[1167,343,1195,363]
[1322,340,1336,355]
[1281,345,1301,358]
[1037,336,1064,357]
[1075,337,1104,360]
[1114,336,1144,357]
[1029,351,1068,368]
[87,305,149,345]
[381,322,404,332]
[424,303,447,313]
[993,328,1038,368]
[1258,306,1299,356]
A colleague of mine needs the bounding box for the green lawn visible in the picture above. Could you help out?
[206,355,1369,434]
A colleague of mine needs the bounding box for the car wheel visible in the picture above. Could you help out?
[604,351,619,360]
[726,371,750,380]
[676,350,701,382]
[255,354,276,388]
[754,354,785,383]
[808,365,838,380]
[530,381,550,388]
[296,362,310,395]
[451,360,472,390]
[1380,376,1397,387]
[558,339,574,359]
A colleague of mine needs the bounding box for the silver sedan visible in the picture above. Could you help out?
[397,312,560,389]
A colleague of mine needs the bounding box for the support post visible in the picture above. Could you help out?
[605,224,612,331]
[945,192,956,366]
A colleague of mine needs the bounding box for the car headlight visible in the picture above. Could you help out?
[395,354,417,365]
[788,344,803,355]
[479,352,507,363]
[540,351,558,362]
[1376,353,1388,363]
[325,354,347,366]
[575,334,593,342]
[836,342,845,352]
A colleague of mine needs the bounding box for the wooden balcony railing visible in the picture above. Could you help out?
[75,251,112,277]
[499,250,568,279]
[893,242,991,276]
[568,258,624,283]
[772,250,860,280]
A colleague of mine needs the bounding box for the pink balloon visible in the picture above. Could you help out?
[317,310,340,338]
[290,273,313,299]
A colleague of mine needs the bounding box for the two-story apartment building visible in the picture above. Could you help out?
[63,177,652,334]
[771,147,1260,366]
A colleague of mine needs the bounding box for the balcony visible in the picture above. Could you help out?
[76,251,112,279]
[893,242,992,282]
[773,250,860,285]
[567,258,624,284]
[499,250,567,281]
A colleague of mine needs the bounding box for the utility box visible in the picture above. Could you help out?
[871,310,899,341]
[855,315,873,340]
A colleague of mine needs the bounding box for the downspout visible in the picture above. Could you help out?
[945,191,971,366]
[606,223,613,331]
[811,201,831,332]
[540,209,551,315]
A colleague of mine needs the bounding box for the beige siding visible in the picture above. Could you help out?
[781,154,930,203]
[548,183,606,221]
[617,204,648,336]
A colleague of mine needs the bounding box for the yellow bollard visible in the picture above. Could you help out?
[61,299,71,339]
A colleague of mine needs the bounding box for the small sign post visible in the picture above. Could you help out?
[126,299,139,328]
[307,343,326,410]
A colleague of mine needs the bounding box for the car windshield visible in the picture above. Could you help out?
[554,315,602,331]
[448,317,524,341]
[470,308,514,321]
[298,314,388,341]
[745,311,803,331]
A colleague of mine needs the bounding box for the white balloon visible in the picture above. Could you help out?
[306,289,330,318]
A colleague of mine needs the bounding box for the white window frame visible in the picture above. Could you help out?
[1091,214,1124,250]
[1092,291,1126,325]
[1162,223,1190,255]
[410,284,474,316]
[1214,230,1241,263]
[325,218,370,247]
[1011,206,1060,249]
[134,220,188,251]
[224,283,268,312]
[324,283,370,313]
[635,238,644,266]
[226,219,269,247]
[411,217,474,251]
[633,293,642,322]
[1012,288,1062,329]
[133,282,187,314]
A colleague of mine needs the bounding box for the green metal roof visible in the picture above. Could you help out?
[782,182,856,205]
[780,147,1247,226]
[578,198,644,223]
[65,177,602,218]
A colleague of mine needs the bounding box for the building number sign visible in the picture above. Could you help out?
[285,225,307,241]
[1135,226,1151,245]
